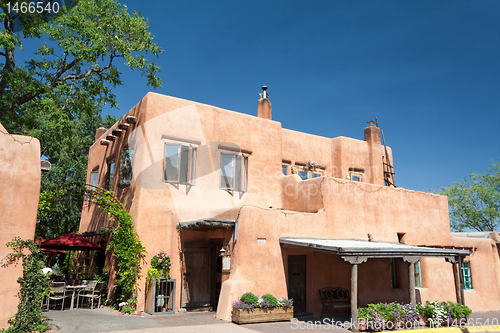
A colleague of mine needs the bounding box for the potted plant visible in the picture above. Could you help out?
[146,250,172,291]
[232,292,294,324]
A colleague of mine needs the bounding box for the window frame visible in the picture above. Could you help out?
[90,169,99,188]
[293,164,325,180]
[107,159,115,191]
[461,260,473,290]
[219,150,248,192]
[119,148,134,187]
[163,141,197,186]
[415,261,422,288]
[347,168,364,182]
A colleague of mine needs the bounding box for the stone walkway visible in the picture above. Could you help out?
[43,308,500,333]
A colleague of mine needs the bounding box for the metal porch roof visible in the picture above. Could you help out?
[279,237,470,258]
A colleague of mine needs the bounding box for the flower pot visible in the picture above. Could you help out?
[232,307,294,324]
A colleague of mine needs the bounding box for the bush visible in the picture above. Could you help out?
[240,292,258,305]
[261,293,279,307]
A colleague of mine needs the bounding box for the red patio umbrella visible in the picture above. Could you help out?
[41,233,104,251]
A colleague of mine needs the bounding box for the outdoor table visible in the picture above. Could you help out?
[65,285,87,310]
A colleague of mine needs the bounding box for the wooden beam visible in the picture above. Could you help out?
[409,261,416,305]
[453,261,463,304]
[351,263,359,332]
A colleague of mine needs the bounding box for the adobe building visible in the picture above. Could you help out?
[79,90,500,322]
[0,123,42,329]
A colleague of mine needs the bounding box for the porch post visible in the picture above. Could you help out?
[409,261,416,305]
[351,263,358,332]
[342,256,367,333]
[450,256,465,305]
[403,256,419,306]
[452,261,463,304]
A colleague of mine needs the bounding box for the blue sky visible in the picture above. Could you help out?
[101,0,499,193]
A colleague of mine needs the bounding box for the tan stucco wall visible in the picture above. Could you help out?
[0,123,40,329]
[79,92,500,321]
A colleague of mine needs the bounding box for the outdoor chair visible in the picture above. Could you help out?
[77,281,103,309]
[46,281,71,311]
[75,280,97,309]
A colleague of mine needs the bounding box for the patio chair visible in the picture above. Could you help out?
[46,281,71,311]
[75,280,97,309]
[77,281,103,309]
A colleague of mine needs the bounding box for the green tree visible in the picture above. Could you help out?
[437,162,500,232]
[0,0,162,238]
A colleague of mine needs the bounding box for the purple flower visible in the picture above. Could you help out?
[158,259,162,263]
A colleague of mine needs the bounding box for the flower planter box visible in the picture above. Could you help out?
[232,306,294,324]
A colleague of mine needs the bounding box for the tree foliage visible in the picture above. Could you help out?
[437,162,500,232]
[0,0,162,238]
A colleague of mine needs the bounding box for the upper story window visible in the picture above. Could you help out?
[292,163,325,180]
[164,143,196,185]
[107,160,115,191]
[347,168,364,182]
[282,161,291,175]
[119,149,134,187]
[90,169,99,188]
[220,151,248,192]
[461,260,473,290]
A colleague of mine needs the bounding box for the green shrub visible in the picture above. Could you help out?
[121,305,134,314]
[262,293,279,307]
[445,301,472,319]
[358,307,373,320]
[240,292,258,305]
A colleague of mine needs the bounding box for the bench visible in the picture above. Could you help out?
[319,287,350,318]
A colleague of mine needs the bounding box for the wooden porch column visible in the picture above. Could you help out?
[408,261,416,305]
[342,256,367,333]
[450,256,465,305]
[403,257,419,306]
[351,263,358,332]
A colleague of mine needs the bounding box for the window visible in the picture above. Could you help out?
[347,168,364,182]
[415,261,421,288]
[462,261,473,290]
[293,164,325,180]
[119,149,134,187]
[220,152,248,192]
[282,166,287,175]
[107,160,115,191]
[164,143,196,185]
[90,170,98,188]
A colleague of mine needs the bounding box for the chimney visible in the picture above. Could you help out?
[364,121,381,145]
[95,127,107,142]
[257,86,272,120]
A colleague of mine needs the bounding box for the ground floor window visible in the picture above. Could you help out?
[415,261,421,288]
[461,261,473,290]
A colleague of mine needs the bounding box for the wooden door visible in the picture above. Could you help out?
[288,255,307,314]
[181,243,212,309]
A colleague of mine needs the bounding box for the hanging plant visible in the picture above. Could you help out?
[146,250,172,292]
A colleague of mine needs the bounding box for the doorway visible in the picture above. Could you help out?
[181,240,223,311]
[288,255,307,315]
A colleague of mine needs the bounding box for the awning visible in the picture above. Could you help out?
[41,233,104,251]
[279,237,470,261]
[177,219,236,232]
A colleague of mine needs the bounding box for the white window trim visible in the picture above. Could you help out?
[219,150,248,192]
[163,141,197,186]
